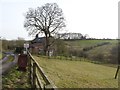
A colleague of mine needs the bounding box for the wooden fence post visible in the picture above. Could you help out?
[33,63,36,88]
[27,51,57,89]
[115,65,119,79]
[28,55,31,85]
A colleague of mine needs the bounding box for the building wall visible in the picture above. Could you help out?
[30,43,44,54]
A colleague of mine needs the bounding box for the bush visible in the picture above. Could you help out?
[89,53,104,62]
[14,47,24,54]
[78,51,88,58]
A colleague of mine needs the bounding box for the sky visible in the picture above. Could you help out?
[0,0,119,40]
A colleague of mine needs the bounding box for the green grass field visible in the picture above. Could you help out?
[34,56,118,88]
[65,39,117,50]
[86,43,115,60]
[86,40,117,54]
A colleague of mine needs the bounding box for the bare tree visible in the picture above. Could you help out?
[24,3,66,55]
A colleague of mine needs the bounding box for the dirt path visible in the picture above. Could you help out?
[0,54,18,75]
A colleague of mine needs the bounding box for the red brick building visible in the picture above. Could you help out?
[30,34,54,56]
[30,35,46,54]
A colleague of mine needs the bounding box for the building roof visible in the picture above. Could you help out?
[31,37,45,44]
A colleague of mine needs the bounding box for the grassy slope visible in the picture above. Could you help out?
[86,42,115,59]
[84,40,118,64]
[65,40,118,64]
[34,56,118,88]
[65,39,117,50]
[86,40,117,54]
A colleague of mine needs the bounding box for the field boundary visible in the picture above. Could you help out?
[27,51,57,89]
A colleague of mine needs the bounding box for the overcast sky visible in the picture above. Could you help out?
[0,0,119,40]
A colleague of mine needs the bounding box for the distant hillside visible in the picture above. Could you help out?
[64,39,118,64]
[64,39,117,50]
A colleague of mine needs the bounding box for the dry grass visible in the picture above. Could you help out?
[34,56,118,88]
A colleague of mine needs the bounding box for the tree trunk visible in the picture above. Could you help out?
[44,32,50,56]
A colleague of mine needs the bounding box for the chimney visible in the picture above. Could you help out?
[36,34,38,38]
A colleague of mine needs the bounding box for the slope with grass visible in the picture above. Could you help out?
[64,39,118,64]
[34,56,118,88]
[86,42,114,60]
[85,40,118,63]
[65,39,117,50]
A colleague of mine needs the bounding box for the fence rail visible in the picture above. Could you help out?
[27,51,57,90]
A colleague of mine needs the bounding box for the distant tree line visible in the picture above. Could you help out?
[2,37,25,51]
[55,33,89,40]
[55,33,114,40]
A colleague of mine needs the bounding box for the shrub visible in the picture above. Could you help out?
[78,51,88,58]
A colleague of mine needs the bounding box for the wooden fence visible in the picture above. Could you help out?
[27,51,57,90]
